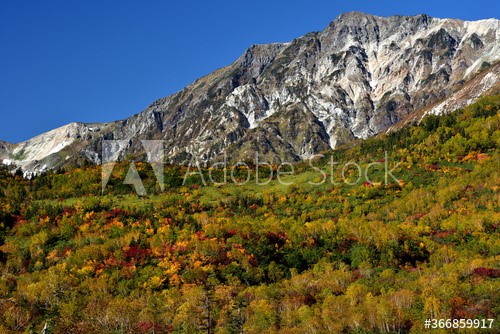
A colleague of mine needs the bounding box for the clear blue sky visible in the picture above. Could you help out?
[1,0,498,143]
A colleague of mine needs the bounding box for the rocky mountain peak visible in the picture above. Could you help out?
[1,12,499,175]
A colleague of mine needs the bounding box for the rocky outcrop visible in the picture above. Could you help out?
[1,12,499,174]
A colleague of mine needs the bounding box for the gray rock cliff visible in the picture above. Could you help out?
[2,12,499,175]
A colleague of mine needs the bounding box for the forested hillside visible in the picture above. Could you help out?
[0,95,498,333]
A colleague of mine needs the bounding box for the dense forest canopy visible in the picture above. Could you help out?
[0,95,499,333]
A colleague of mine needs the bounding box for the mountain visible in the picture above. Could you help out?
[1,12,499,176]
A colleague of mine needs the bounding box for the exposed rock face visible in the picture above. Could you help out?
[385,62,500,133]
[1,12,499,174]
[425,64,500,116]
[0,123,110,177]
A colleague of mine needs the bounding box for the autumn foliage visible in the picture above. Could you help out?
[0,95,499,333]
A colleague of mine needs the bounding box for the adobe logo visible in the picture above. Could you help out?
[101,140,164,196]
